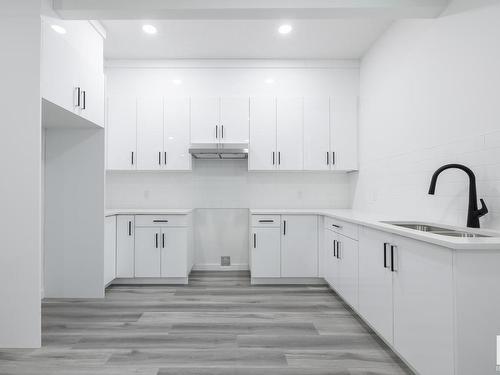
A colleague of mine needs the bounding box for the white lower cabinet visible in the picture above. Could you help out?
[134,227,162,277]
[251,227,281,278]
[160,227,189,278]
[392,236,454,375]
[323,228,338,286]
[281,215,318,277]
[116,215,135,278]
[358,226,394,343]
[334,232,358,309]
[104,216,117,286]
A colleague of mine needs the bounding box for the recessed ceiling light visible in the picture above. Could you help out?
[265,78,275,84]
[172,79,182,85]
[278,24,292,35]
[51,24,66,34]
[142,24,157,35]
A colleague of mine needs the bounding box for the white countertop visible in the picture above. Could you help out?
[250,208,500,250]
[105,208,193,216]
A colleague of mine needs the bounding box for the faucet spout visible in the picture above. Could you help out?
[428,164,488,228]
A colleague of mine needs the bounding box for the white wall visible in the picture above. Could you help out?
[352,2,500,230]
[0,0,41,348]
[45,128,105,298]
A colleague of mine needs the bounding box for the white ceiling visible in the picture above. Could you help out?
[101,19,394,60]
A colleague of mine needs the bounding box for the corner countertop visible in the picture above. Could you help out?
[105,208,193,217]
[250,208,500,251]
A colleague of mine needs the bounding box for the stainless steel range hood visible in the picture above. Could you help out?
[189,143,248,160]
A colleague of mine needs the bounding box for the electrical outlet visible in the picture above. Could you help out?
[221,256,231,266]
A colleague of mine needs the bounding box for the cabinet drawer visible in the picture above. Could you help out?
[251,215,281,227]
[135,215,189,227]
[324,217,358,240]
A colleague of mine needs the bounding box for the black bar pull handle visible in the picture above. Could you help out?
[253,233,256,248]
[383,243,388,268]
[128,221,132,236]
[278,152,281,165]
[336,241,341,259]
[158,152,161,165]
[333,240,337,258]
[162,233,165,248]
[82,90,86,110]
[391,245,397,272]
[283,220,286,235]
[131,151,134,165]
[272,151,275,165]
[327,152,329,165]
[153,220,169,223]
[258,219,274,223]
[332,152,336,165]
[215,125,218,139]
[221,125,224,139]
[164,152,167,165]
[75,87,81,107]
[155,233,158,248]
[331,224,342,229]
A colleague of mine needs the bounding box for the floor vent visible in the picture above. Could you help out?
[221,256,231,266]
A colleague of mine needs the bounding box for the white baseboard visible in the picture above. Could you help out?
[111,277,188,285]
[192,263,249,271]
[251,277,326,285]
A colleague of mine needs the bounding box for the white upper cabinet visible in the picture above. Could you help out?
[41,17,104,127]
[191,97,249,144]
[249,97,277,171]
[331,95,358,171]
[190,97,220,143]
[220,97,249,143]
[164,97,191,170]
[276,97,304,170]
[137,97,164,170]
[107,96,137,170]
[304,97,331,171]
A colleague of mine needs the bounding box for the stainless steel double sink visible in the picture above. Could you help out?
[382,222,493,238]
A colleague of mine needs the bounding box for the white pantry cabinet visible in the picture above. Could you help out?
[104,216,117,286]
[281,215,318,277]
[41,17,105,127]
[190,97,249,144]
[249,97,277,171]
[116,215,135,278]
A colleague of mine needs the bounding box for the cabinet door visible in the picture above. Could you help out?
[104,216,116,286]
[161,227,188,278]
[107,96,137,170]
[303,97,330,171]
[220,97,249,143]
[116,215,135,278]
[41,19,79,113]
[331,95,358,171]
[164,97,191,170]
[191,97,220,143]
[358,226,394,343]
[137,97,164,170]
[249,97,277,170]
[277,97,304,170]
[281,215,318,277]
[336,233,359,309]
[80,67,104,127]
[251,227,281,278]
[134,227,161,277]
[393,237,454,375]
[323,229,338,287]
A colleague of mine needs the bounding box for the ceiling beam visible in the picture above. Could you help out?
[53,0,450,20]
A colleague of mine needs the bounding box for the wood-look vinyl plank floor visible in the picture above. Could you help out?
[0,271,413,375]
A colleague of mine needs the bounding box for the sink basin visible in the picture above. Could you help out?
[382,221,493,238]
